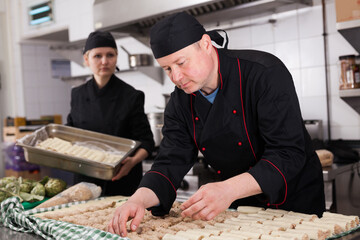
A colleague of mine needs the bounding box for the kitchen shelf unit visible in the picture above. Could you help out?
[339,89,360,114]
[61,66,164,85]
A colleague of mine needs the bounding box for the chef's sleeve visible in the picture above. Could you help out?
[138,94,198,215]
[248,64,307,205]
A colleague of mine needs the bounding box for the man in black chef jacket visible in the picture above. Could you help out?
[66,31,154,197]
[108,12,325,237]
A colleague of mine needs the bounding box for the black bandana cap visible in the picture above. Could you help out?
[150,12,206,59]
[83,31,117,54]
[150,12,229,59]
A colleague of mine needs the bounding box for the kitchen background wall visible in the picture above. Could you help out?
[0,0,359,142]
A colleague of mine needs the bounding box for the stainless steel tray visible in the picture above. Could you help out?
[16,124,141,180]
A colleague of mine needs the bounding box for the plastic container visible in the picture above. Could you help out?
[339,55,359,90]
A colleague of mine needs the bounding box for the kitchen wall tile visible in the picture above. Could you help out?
[36,45,50,57]
[22,69,39,87]
[53,102,71,124]
[330,97,360,126]
[325,0,337,34]
[275,40,300,69]
[300,96,327,121]
[329,64,341,96]
[327,33,358,65]
[24,87,39,104]
[22,55,37,70]
[301,66,326,97]
[25,103,40,119]
[36,57,51,72]
[250,43,275,55]
[38,86,57,104]
[299,36,325,68]
[298,5,323,38]
[39,102,56,116]
[227,27,252,49]
[273,10,298,42]
[250,17,274,46]
[21,44,36,56]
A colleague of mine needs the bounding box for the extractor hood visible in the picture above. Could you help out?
[94,0,313,44]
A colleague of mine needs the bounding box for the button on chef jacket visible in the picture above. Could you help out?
[139,48,325,216]
[67,74,154,196]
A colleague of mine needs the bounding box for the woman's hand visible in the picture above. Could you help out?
[112,156,136,181]
[112,148,148,181]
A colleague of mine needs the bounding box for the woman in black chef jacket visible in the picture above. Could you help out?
[108,12,326,237]
[66,31,154,196]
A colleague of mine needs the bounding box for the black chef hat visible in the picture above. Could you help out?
[150,12,229,59]
[150,12,206,59]
[83,31,117,54]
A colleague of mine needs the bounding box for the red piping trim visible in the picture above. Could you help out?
[237,59,257,162]
[190,96,199,150]
[214,47,223,89]
[262,159,288,207]
[148,171,177,195]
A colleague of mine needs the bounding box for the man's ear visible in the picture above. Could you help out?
[200,34,213,52]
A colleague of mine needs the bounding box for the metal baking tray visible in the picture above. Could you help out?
[16,124,141,180]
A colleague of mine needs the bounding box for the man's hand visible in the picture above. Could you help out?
[180,172,262,220]
[180,181,234,221]
[107,200,145,236]
[107,188,160,237]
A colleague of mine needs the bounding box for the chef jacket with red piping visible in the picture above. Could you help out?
[138,48,325,217]
[66,74,154,196]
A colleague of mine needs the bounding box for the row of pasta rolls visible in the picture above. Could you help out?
[162,206,359,240]
[36,137,124,164]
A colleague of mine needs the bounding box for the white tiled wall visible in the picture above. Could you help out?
[15,0,360,139]
[21,43,72,124]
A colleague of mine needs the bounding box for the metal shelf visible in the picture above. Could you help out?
[61,66,164,85]
[337,19,360,54]
[339,89,360,114]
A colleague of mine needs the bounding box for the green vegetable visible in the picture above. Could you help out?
[19,192,44,203]
[30,183,45,196]
[45,178,67,197]
[5,181,20,195]
[39,176,49,185]
[0,176,17,188]
[20,182,33,193]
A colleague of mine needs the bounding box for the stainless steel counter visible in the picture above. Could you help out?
[323,162,358,181]
[322,162,360,215]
